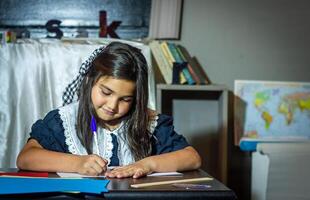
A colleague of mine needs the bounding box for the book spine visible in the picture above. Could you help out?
[167,42,182,63]
[149,41,172,84]
[167,42,195,85]
[175,45,201,85]
[176,45,210,84]
[172,63,181,84]
[160,41,187,84]
[186,63,201,85]
[160,41,175,66]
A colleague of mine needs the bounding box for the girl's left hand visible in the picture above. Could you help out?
[105,160,152,179]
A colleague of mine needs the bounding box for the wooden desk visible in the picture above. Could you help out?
[0,169,237,200]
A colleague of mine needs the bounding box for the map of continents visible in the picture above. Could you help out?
[235,80,310,141]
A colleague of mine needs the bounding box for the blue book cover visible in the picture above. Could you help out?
[0,177,109,194]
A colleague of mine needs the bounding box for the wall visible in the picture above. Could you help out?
[180,0,310,90]
[179,1,310,199]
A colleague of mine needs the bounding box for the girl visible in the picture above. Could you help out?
[17,42,201,178]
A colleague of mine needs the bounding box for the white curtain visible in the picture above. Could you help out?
[0,38,155,168]
[149,0,183,39]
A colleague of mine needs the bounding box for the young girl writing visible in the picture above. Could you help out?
[17,42,201,178]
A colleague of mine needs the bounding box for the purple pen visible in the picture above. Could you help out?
[91,116,100,155]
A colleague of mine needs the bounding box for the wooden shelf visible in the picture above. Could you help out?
[156,84,229,183]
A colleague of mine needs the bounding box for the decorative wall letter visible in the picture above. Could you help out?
[45,20,63,39]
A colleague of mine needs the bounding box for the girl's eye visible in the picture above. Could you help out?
[121,98,132,103]
[101,89,111,96]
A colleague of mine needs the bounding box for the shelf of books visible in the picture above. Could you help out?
[149,40,211,85]
[150,40,229,183]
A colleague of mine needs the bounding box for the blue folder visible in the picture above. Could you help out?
[0,177,109,195]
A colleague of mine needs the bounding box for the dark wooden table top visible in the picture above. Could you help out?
[0,168,237,200]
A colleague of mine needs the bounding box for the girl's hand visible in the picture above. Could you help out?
[75,154,108,176]
[105,160,153,179]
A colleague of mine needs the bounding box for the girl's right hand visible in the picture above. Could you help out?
[76,154,107,176]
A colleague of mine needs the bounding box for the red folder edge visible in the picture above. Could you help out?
[0,172,49,177]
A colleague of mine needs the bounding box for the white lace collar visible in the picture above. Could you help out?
[58,102,158,166]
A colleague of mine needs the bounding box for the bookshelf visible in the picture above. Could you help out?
[156,84,229,183]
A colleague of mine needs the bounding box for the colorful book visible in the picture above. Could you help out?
[175,45,201,84]
[176,45,211,85]
[149,41,172,84]
[167,42,195,85]
[160,41,187,84]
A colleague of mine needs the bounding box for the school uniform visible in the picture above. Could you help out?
[29,102,189,166]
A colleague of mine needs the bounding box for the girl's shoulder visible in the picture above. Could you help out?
[44,109,60,121]
[30,108,67,152]
[148,109,189,154]
[148,108,173,122]
[36,102,78,132]
[29,102,79,153]
[147,109,174,133]
[39,109,62,130]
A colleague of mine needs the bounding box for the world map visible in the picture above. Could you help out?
[234,80,310,144]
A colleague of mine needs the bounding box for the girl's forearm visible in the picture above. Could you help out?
[17,147,80,173]
[143,146,202,173]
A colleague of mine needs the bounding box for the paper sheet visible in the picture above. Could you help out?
[57,166,117,178]
[56,172,105,178]
[57,170,183,178]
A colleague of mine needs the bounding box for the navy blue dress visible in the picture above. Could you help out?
[29,109,189,166]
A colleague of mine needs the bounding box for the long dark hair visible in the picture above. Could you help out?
[76,42,151,161]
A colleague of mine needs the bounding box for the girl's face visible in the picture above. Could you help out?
[91,76,135,127]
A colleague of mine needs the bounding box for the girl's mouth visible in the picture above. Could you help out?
[102,108,115,116]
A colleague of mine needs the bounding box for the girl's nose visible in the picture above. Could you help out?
[107,97,118,111]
